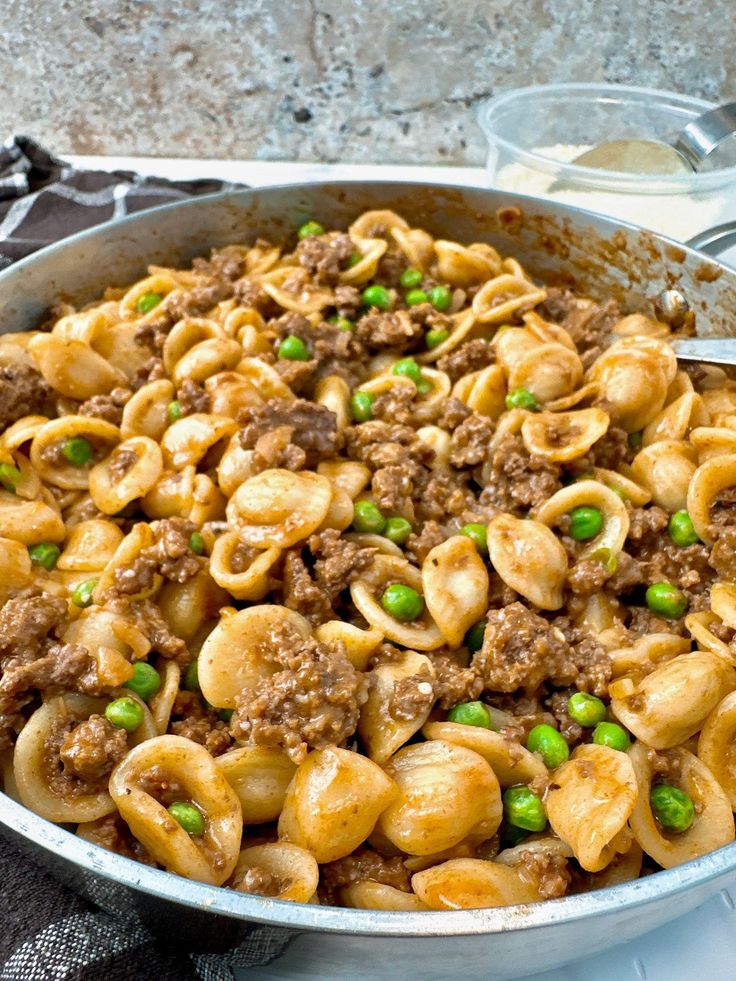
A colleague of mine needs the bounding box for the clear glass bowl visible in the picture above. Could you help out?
[477,84,736,243]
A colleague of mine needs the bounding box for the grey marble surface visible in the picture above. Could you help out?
[2,0,735,165]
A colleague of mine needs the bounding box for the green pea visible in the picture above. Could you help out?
[527,724,570,769]
[392,358,422,383]
[218,708,234,724]
[352,499,387,534]
[277,335,310,361]
[62,436,93,467]
[168,801,205,836]
[425,328,450,350]
[628,431,643,449]
[167,400,182,422]
[350,391,375,423]
[28,542,61,571]
[297,220,324,240]
[348,251,363,267]
[505,388,538,411]
[592,721,631,751]
[460,523,488,556]
[189,531,205,555]
[380,583,424,622]
[384,516,412,546]
[361,285,392,310]
[400,268,423,289]
[72,578,97,608]
[503,786,547,832]
[124,661,162,702]
[650,784,695,833]
[405,288,428,307]
[0,462,21,492]
[329,316,354,332]
[668,510,700,547]
[105,696,144,732]
[567,692,607,727]
[591,546,618,574]
[646,582,688,619]
[184,658,200,692]
[465,619,487,653]
[447,701,492,729]
[136,291,163,314]
[428,284,452,311]
[569,506,604,541]
[416,377,434,396]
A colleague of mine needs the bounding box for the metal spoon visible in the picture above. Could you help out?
[653,288,736,367]
[571,102,736,175]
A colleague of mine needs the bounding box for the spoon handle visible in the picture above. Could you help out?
[686,221,736,256]
[671,337,736,366]
[675,102,736,168]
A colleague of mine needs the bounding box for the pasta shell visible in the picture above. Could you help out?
[487,514,567,610]
[521,408,610,463]
[278,746,397,863]
[421,535,489,647]
[226,468,333,548]
[198,605,311,709]
[358,650,436,764]
[628,743,734,869]
[412,858,541,910]
[376,740,502,856]
[110,734,242,886]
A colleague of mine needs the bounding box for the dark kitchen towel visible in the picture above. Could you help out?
[0,135,238,269]
[0,137,295,980]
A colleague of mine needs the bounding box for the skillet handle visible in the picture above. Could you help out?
[686,221,736,256]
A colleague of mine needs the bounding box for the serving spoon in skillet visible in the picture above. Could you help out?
[653,287,736,367]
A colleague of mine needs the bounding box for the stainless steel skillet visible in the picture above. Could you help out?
[1,182,736,980]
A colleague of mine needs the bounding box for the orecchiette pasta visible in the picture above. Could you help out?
[628,743,735,868]
[3,209,736,911]
[278,746,396,863]
[376,740,502,856]
[109,735,242,885]
[546,744,638,872]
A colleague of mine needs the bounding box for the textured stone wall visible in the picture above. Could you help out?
[2,0,734,164]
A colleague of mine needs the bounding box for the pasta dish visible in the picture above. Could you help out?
[1,208,735,910]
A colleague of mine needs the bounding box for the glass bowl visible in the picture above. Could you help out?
[477,83,736,243]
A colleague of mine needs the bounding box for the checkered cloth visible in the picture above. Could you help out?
[0,135,236,268]
[0,137,293,980]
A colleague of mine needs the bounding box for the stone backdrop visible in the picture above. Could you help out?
[2,0,733,164]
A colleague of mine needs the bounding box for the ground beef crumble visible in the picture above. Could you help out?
[319,847,411,906]
[389,667,436,721]
[169,690,232,756]
[474,603,577,693]
[231,624,368,763]
[282,551,334,625]
[78,387,132,425]
[239,397,340,466]
[355,310,423,352]
[177,378,210,415]
[59,714,128,782]
[296,232,354,286]
[449,413,495,467]
[479,433,562,512]
[437,339,495,384]
[427,649,483,709]
[111,517,203,596]
[512,849,571,899]
[308,529,376,600]
[0,360,51,432]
